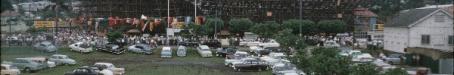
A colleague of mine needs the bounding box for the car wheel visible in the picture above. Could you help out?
[24,68,31,73]
[258,68,263,71]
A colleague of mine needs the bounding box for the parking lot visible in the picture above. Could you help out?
[1,46,272,75]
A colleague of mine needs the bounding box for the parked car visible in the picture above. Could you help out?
[215,47,237,57]
[383,54,405,65]
[272,62,306,75]
[339,50,361,56]
[1,64,21,75]
[225,51,249,59]
[324,40,340,48]
[93,62,125,75]
[177,46,187,57]
[69,42,93,53]
[239,40,261,47]
[11,58,47,73]
[352,53,375,63]
[202,40,221,48]
[96,43,126,55]
[48,54,77,65]
[372,59,397,73]
[128,44,153,55]
[225,51,250,66]
[33,41,57,52]
[18,57,56,68]
[249,46,270,56]
[64,66,102,75]
[197,45,213,57]
[231,57,269,71]
[260,52,289,66]
[258,39,280,48]
[179,40,199,47]
[161,47,172,58]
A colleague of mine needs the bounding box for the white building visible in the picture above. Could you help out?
[384,6,453,74]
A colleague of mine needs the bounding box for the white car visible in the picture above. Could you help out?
[93,62,125,75]
[372,59,397,73]
[239,40,261,47]
[272,62,306,75]
[33,41,57,52]
[48,54,76,65]
[324,40,340,48]
[224,51,249,66]
[177,46,187,57]
[339,50,361,56]
[260,52,289,66]
[128,44,153,55]
[161,47,172,58]
[1,64,21,75]
[352,53,375,63]
[258,39,280,48]
[69,42,93,53]
[197,45,213,57]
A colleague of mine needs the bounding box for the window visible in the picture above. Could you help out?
[421,35,430,44]
[434,13,445,22]
[449,35,453,45]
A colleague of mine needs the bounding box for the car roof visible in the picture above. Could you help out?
[199,45,209,49]
[163,47,171,50]
[95,62,113,65]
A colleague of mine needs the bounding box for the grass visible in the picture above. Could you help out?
[1,46,272,75]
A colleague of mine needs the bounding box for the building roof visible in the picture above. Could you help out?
[384,8,439,27]
[353,7,377,17]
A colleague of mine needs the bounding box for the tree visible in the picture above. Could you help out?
[282,19,316,35]
[228,18,254,35]
[350,63,379,75]
[291,47,352,75]
[317,20,347,35]
[202,17,224,36]
[274,29,298,49]
[249,21,282,40]
[107,31,122,43]
[1,0,13,12]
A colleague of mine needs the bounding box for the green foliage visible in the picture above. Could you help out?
[107,31,122,43]
[249,21,281,39]
[228,18,254,34]
[202,18,224,36]
[186,22,203,36]
[282,19,316,35]
[381,68,408,75]
[350,63,379,75]
[291,47,352,75]
[317,20,347,34]
[274,29,298,49]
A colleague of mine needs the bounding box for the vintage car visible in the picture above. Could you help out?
[239,40,261,47]
[11,58,48,73]
[69,42,93,53]
[260,52,289,66]
[93,62,125,75]
[324,40,340,48]
[197,45,213,57]
[33,41,57,52]
[179,40,199,47]
[161,47,172,58]
[383,54,405,65]
[352,53,375,63]
[215,47,237,57]
[127,44,153,55]
[258,39,280,48]
[177,46,187,57]
[249,46,270,56]
[231,57,269,71]
[96,43,126,55]
[201,40,221,48]
[372,59,397,73]
[48,54,77,65]
[1,64,21,75]
[225,51,250,66]
[64,66,102,75]
[272,62,306,75]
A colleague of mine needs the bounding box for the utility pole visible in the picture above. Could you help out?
[195,0,197,21]
[299,0,303,36]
